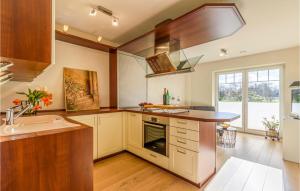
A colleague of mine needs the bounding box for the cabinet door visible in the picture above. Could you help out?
[68,115,98,160]
[127,113,142,149]
[1,0,52,81]
[98,113,123,157]
[169,145,198,182]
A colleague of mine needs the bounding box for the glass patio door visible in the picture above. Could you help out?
[246,68,280,134]
[216,67,281,134]
[217,71,244,130]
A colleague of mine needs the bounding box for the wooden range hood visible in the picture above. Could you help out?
[118,3,246,58]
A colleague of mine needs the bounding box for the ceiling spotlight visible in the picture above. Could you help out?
[63,25,69,32]
[112,17,119,27]
[89,8,97,16]
[97,35,102,42]
[219,48,228,57]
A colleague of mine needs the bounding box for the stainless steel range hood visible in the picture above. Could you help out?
[145,31,203,78]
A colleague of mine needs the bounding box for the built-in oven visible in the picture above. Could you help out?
[142,114,169,157]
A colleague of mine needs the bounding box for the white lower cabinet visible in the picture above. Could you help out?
[68,112,124,160]
[97,112,123,158]
[68,115,98,159]
[127,112,143,149]
[169,144,198,182]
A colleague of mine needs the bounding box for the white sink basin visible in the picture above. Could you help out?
[0,115,80,136]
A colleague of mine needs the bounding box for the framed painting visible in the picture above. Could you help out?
[63,67,100,111]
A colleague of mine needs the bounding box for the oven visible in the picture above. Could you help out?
[142,114,169,157]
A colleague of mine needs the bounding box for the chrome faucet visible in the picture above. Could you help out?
[6,103,33,125]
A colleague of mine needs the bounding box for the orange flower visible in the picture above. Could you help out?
[12,99,21,105]
[33,104,42,111]
[42,96,52,107]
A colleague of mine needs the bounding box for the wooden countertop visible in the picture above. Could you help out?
[41,107,239,122]
[0,108,239,142]
[125,108,240,122]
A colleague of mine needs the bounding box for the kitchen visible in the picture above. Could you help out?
[0,0,299,191]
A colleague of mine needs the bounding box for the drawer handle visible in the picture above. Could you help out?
[177,149,186,154]
[150,154,157,158]
[177,121,187,125]
[131,114,136,116]
[177,130,187,134]
[177,139,186,144]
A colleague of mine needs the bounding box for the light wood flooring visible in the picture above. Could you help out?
[94,133,300,191]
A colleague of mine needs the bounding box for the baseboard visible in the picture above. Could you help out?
[93,150,126,163]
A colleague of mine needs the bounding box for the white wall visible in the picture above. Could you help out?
[118,52,147,107]
[147,74,190,105]
[0,40,110,111]
[117,52,190,106]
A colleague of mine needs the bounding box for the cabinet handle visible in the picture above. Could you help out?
[177,130,187,134]
[177,120,187,125]
[131,114,136,116]
[176,149,186,154]
[177,139,186,144]
[150,154,157,158]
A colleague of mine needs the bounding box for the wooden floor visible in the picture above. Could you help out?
[94,133,300,191]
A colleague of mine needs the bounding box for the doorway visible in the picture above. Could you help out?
[216,66,282,134]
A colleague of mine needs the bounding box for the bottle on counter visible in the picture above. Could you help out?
[166,90,170,105]
[163,88,167,105]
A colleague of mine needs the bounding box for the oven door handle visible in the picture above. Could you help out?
[143,122,166,129]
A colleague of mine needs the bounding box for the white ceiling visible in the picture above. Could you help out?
[56,0,299,62]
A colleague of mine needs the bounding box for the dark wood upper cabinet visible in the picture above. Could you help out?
[0,0,52,81]
[118,3,245,57]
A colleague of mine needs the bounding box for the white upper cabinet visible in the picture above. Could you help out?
[127,112,143,149]
[97,112,123,158]
[68,115,98,159]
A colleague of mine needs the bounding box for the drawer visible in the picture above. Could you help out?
[170,127,199,142]
[169,145,198,182]
[170,135,199,152]
[142,149,169,169]
[170,118,199,131]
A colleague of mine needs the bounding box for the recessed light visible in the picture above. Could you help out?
[97,36,102,42]
[89,8,97,16]
[219,49,228,57]
[112,17,119,27]
[63,25,69,32]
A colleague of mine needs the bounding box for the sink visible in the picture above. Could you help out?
[0,115,80,136]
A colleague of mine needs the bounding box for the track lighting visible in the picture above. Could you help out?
[89,6,119,27]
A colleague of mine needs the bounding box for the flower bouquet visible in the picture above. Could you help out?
[13,88,53,115]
